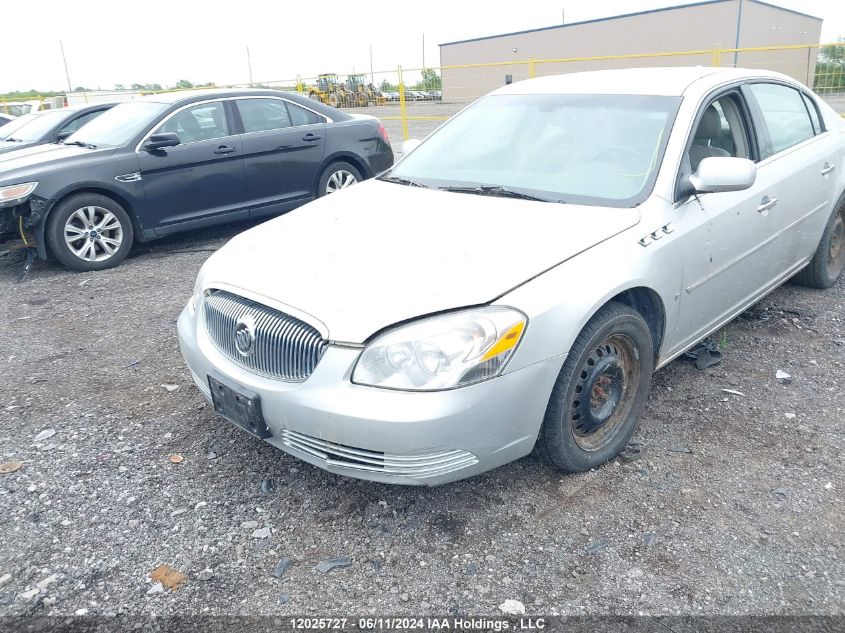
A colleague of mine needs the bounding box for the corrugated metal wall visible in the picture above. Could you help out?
[440,0,822,101]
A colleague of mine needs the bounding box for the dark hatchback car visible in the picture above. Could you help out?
[0,102,115,154]
[0,89,393,271]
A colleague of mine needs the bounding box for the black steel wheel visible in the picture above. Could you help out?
[794,194,845,289]
[537,302,654,472]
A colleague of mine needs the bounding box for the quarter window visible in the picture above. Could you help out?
[237,99,292,133]
[286,102,322,126]
[749,83,815,158]
[154,102,230,144]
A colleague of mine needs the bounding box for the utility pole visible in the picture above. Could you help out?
[246,46,254,86]
[562,9,565,24]
[370,44,374,84]
[59,41,72,92]
[422,33,425,69]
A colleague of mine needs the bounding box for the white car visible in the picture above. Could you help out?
[178,67,845,485]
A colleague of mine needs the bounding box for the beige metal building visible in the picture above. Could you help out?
[439,0,822,101]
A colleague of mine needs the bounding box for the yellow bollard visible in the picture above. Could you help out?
[529,58,536,79]
[712,47,722,67]
[398,66,409,141]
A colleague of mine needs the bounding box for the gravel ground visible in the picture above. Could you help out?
[0,218,843,620]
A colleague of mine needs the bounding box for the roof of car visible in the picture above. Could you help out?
[136,88,351,120]
[61,102,118,113]
[493,67,794,97]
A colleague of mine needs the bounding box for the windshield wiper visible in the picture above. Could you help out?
[439,184,557,202]
[4,137,23,142]
[62,140,97,149]
[377,174,426,187]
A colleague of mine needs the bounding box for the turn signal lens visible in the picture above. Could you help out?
[0,182,37,205]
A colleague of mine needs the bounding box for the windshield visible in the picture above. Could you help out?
[390,93,681,207]
[0,113,40,140]
[1,110,69,141]
[65,101,169,148]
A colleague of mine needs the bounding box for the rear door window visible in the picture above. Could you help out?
[748,83,816,158]
[236,99,292,133]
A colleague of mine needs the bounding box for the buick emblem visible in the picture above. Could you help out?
[234,315,256,356]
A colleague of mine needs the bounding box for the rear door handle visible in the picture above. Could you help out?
[757,196,778,213]
[302,133,322,142]
[821,162,836,176]
[214,145,236,155]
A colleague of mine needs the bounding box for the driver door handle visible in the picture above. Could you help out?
[214,145,236,155]
[821,162,836,176]
[303,133,322,142]
[757,196,778,213]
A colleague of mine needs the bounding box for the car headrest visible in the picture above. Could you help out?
[695,105,722,141]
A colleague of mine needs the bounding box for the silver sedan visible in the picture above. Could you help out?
[178,67,845,484]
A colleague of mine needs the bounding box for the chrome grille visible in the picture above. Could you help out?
[280,430,479,479]
[202,290,328,381]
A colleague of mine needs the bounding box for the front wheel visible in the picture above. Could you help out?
[317,162,362,197]
[46,193,134,272]
[793,196,845,289]
[536,302,655,472]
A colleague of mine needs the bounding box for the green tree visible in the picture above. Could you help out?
[175,79,194,89]
[415,68,441,91]
[379,79,398,92]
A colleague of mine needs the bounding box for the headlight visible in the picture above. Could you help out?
[352,307,527,391]
[0,182,37,207]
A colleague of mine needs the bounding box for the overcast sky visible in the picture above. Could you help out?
[4,0,844,93]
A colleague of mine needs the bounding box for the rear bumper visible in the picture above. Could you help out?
[177,303,564,485]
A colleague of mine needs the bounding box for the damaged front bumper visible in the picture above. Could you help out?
[0,196,52,256]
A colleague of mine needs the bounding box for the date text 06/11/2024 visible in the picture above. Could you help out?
[288,618,548,631]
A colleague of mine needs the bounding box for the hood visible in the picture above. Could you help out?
[201,179,640,342]
[0,143,115,184]
[0,139,43,155]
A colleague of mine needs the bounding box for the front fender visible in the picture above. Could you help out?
[497,223,677,373]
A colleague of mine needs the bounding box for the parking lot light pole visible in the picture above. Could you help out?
[246,46,254,87]
[60,41,72,92]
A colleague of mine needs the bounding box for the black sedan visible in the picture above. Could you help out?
[0,89,393,271]
[0,102,115,155]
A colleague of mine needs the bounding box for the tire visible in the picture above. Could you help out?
[46,193,134,272]
[317,161,363,197]
[793,195,845,289]
[536,302,655,473]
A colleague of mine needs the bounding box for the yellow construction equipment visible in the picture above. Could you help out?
[307,74,358,108]
[345,74,386,106]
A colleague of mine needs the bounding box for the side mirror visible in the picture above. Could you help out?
[144,132,180,152]
[56,130,73,142]
[402,138,422,155]
[689,157,756,194]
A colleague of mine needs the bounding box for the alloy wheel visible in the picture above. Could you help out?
[325,170,358,193]
[64,206,124,263]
